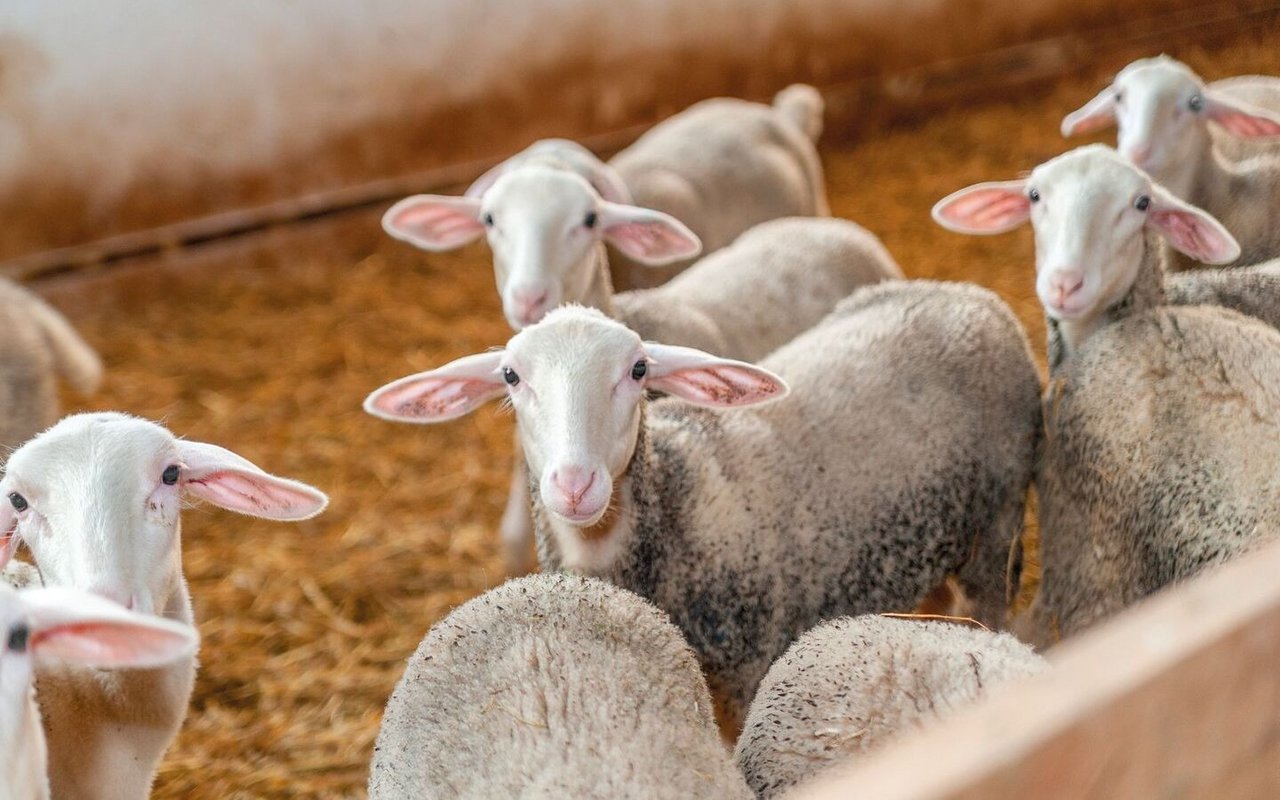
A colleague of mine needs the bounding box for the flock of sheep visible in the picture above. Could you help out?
[1,53,1277,799]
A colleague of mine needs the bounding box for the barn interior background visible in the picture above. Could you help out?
[3,1,1278,796]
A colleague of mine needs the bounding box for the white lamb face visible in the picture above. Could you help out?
[0,413,327,615]
[1025,151,1151,321]
[1107,59,1208,180]
[483,169,606,329]
[2,415,185,614]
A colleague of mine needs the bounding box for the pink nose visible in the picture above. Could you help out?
[1124,144,1152,167]
[1048,271,1084,308]
[512,290,548,322]
[551,466,596,508]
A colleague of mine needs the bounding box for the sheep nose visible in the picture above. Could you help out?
[1124,144,1152,168]
[1048,270,1085,308]
[551,466,596,508]
[512,289,549,324]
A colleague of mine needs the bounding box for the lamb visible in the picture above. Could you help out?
[381,84,828,328]
[0,584,196,800]
[368,573,751,799]
[734,614,1046,799]
[1061,55,1280,269]
[931,144,1280,374]
[497,216,904,572]
[933,147,1280,643]
[365,282,1042,731]
[0,278,103,454]
[0,412,329,800]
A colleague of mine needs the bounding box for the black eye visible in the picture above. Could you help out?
[7,623,29,653]
[483,213,495,227]
[1135,195,1151,212]
[1114,90,1124,104]
[502,367,520,386]
[162,465,180,485]
[7,493,26,512]
[630,360,647,380]
[1188,94,1203,113]
[584,211,598,229]
[1028,188,1040,203]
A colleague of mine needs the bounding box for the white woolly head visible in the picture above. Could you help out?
[365,306,788,532]
[0,413,328,615]
[1062,56,1280,191]
[382,165,701,331]
[933,145,1239,326]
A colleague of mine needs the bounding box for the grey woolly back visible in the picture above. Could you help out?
[369,574,750,800]
[735,615,1046,798]
[1032,305,1280,643]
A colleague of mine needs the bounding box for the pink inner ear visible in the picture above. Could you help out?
[33,621,192,669]
[1149,209,1236,263]
[606,220,700,262]
[385,200,485,249]
[370,376,502,421]
[653,365,784,407]
[1210,108,1280,138]
[935,187,1030,232]
[185,471,324,520]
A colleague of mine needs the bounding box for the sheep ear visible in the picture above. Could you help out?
[364,351,507,423]
[464,161,509,198]
[176,441,329,521]
[932,181,1031,235]
[584,162,633,205]
[23,587,197,669]
[1145,187,1241,264]
[382,195,486,251]
[1062,86,1118,137]
[644,343,788,407]
[1203,92,1280,139]
[600,202,702,265]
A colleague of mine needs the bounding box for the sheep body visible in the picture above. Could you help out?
[0,278,102,453]
[734,615,1046,798]
[368,573,750,799]
[607,84,830,289]
[1032,305,1280,642]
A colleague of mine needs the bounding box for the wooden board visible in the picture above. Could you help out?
[793,538,1280,799]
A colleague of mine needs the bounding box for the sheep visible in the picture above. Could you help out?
[368,573,752,799]
[497,216,905,573]
[1061,55,1280,269]
[365,282,1042,732]
[932,144,1272,374]
[0,412,329,800]
[734,614,1046,798]
[0,278,103,454]
[0,583,197,800]
[381,84,828,329]
[933,146,1280,643]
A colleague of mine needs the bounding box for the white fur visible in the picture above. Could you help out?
[0,584,196,800]
[1062,55,1280,267]
[0,412,327,800]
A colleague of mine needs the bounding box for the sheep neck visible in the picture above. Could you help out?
[580,243,617,317]
[1049,230,1167,374]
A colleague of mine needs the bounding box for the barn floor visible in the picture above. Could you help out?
[26,25,1280,799]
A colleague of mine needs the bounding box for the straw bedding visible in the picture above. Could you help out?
[21,28,1280,798]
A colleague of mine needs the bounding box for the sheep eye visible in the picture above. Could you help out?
[630,360,648,380]
[162,465,181,485]
[1028,188,1041,203]
[1135,195,1151,212]
[502,367,520,386]
[584,211,598,229]
[483,213,495,227]
[6,623,28,653]
[1188,94,1204,113]
[7,493,27,512]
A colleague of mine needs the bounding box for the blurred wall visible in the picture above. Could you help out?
[0,0,1208,259]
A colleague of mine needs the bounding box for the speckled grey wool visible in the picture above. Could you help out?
[1031,304,1280,644]
[613,216,903,360]
[368,574,751,800]
[734,615,1046,798]
[0,278,102,455]
[532,280,1042,728]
